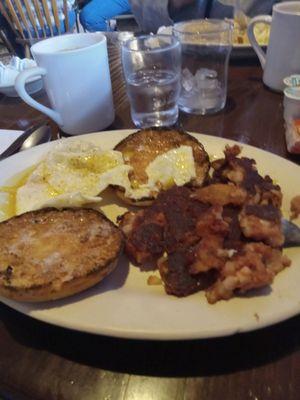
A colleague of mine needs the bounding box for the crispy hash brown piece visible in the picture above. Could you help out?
[290,195,300,220]
[113,127,210,205]
[118,186,210,265]
[0,208,124,302]
[158,250,217,297]
[206,243,291,304]
[211,145,282,208]
[118,145,291,303]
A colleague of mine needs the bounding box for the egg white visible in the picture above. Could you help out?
[15,141,197,215]
[146,145,196,188]
[16,141,127,215]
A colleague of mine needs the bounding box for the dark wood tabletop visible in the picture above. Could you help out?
[1,61,300,400]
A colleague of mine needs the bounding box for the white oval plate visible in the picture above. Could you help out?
[0,130,299,340]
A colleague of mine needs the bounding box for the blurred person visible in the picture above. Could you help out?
[130,0,294,33]
[80,0,131,31]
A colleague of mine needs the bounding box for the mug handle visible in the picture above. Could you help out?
[247,15,272,69]
[15,67,63,126]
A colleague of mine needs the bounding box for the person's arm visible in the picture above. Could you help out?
[129,0,172,32]
[129,0,196,33]
[169,0,195,9]
[168,0,196,18]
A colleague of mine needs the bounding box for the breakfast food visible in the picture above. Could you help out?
[0,130,209,219]
[0,208,124,302]
[233,20,270,46]
[12,140,127,216]
[119,145,291,303]
[113,127,210,205]
[291,195,300,220]
[0,130,296,307]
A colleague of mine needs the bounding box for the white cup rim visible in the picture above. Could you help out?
[284,86,300,100]
[31,32,106,56]
[273,1,300,16]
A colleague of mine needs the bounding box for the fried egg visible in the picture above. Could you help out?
[123,145,197,200]
[145,145,196,188]
[7,140,197,216]
[16,141,126,215]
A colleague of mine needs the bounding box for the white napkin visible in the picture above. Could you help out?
[0,129,23,153]
[0,57,37,87]
[157,25,173,35]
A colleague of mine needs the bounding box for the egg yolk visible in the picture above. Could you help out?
[0,165,36,221]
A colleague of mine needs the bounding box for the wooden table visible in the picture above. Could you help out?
[1,63,300,400]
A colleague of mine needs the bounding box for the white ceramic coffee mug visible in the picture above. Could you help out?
[247,1,300,92]
[15,33,115,135]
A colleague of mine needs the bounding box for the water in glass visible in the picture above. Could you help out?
[174,20,232,115]
[122,35,181,128]
[126,69,180,127]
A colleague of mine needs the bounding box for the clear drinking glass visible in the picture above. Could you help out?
[121,35,181,128]
[173,19,233,115]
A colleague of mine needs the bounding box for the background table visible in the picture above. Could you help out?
[0,63,300,400]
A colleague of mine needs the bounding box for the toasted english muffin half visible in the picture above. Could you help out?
[113,127,210,206]
[0,208,124,302]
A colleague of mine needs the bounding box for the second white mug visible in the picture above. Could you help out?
[247,1,300,92]
[15,33,115,135]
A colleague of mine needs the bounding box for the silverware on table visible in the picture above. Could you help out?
[282,218,300,247]
[0,123,51,161]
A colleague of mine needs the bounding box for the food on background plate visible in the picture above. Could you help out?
[119,145,291,303]
[113,127,210,206]
[291,195,300,220]
[158,19,270,47]
[233,19,270,46]
[0,208,124,302]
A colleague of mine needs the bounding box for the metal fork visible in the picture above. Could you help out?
[282,219,300,247]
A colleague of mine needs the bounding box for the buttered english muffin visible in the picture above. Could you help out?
[0,208,124,302]
[113,127,210,206]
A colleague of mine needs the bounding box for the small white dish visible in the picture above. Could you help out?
[0,56,43,97]
[0,76,43,97]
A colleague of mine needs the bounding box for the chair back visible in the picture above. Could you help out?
[0,0,73,43]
